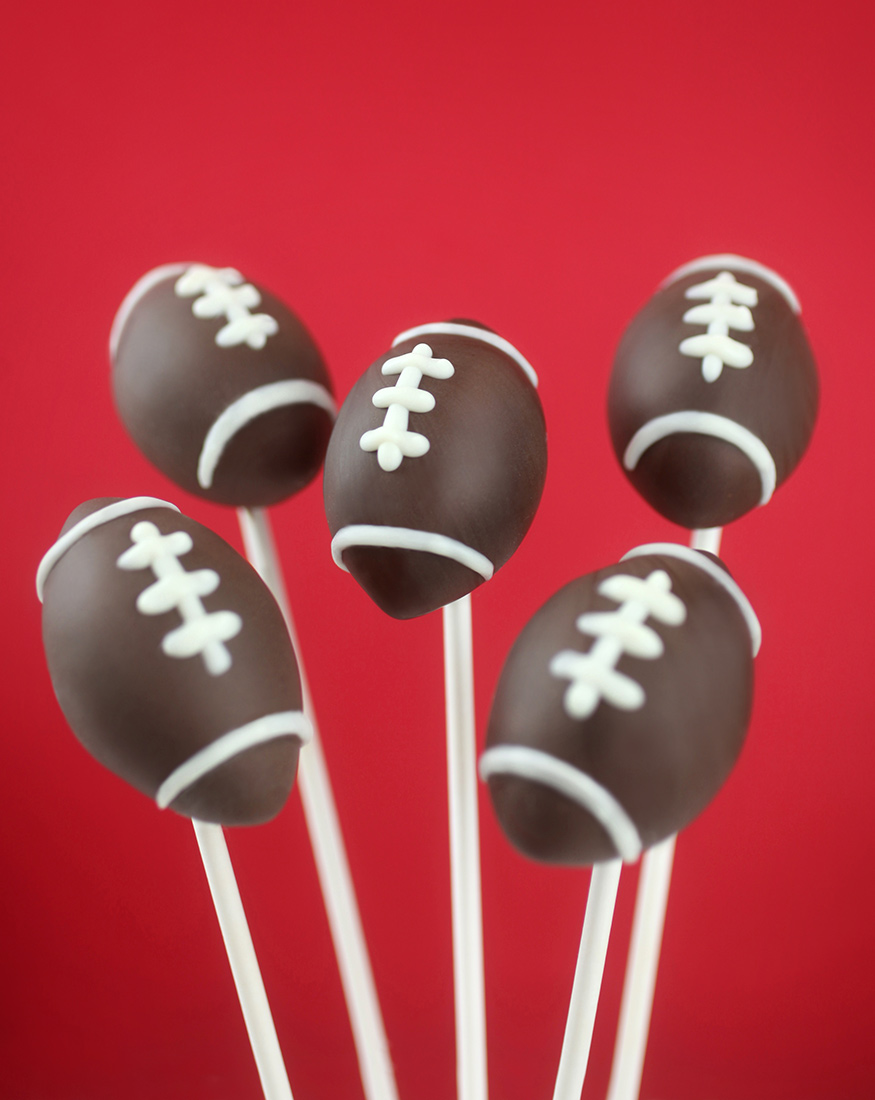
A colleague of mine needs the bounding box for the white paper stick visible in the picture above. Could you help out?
[689,526,723,556]
[192,819,294,1100]
[604,835,676,1100]
[605,525,723,1100]
[552,859,623,1100]
[237,507,400,1100]
[443,594,488,1100]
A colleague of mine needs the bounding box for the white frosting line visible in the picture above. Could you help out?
[392,322,539,389]
[479,744,642,863]
[109,263,191,361]
[155,710,313,811]
[622,410,777,507]
[621,541,761,656]
[331,525,494,581]
[661,254,801,314]
[198,379,337,489]
[36,496,180,602]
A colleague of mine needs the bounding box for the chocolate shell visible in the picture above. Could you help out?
[480,544,759,865]
[38,497,311,825]
[111,264,335,507]
[607,255,819,528]
[323,321,548,619]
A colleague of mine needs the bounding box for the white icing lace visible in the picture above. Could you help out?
[359,343,454,471]
[174,264,279,350]
[117,521,243,676]
[549,570,686,720]
[679,271,758,383]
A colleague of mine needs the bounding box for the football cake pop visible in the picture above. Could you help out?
[480,543,760,865]
[110,263,335,507]
[37,496,311,825]
[607,255,819,529]
[323,320,548,618]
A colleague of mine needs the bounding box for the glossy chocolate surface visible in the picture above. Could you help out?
[112,267,334,507]
[324,324,547,618]
[484,550,754,865]
[41,498,304,824]
[608,260,819,528]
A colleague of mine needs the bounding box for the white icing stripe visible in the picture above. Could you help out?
[661,254,801,314]
[36,496,180,602]
[109,263,191,361]
[155,710,313,810]
[392,322,539,389]
[331,525,494,581]
[478,744,642,863]
[621,541,761,656]
[198,380,337,489]
[622,411,777,507]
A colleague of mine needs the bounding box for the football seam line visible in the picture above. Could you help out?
[36,496,180,602]
[660,254,801,313]
[392,321,539,388]
[330,524,494,580]
[479,744,643,863]
[621,541,762,655]
[109,262,191,360]
[622,410,777,507]
[156,710,313,811]
[198,379,337,489]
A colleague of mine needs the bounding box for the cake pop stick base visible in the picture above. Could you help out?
[690,526,723,555]
[552,858,622,1100]
[238,507,399,1100]
[193,819,294,1100]
[443,593,488,1100]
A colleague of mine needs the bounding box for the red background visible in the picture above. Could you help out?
[2,3,873,1098]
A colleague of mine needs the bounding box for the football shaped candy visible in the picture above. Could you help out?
[323,321,548,619]
[111,263,336,507]
[480,543,759,866]
[37,496,312,825]
[607,255,819,529]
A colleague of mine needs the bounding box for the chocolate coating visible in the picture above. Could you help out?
[40,498,306,825]
[323,323,547,618]
[607,257,819,528]
[483,549,755,865]
[112,264,334,507]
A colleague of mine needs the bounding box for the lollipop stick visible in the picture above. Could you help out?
[237,507,399,1100]
[605,525,723,1100]
[192,819,294,1100]
[443,593,488,1100]
[551,858,622,1100]
[604,835,675,1100]
[689,526,723,556]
